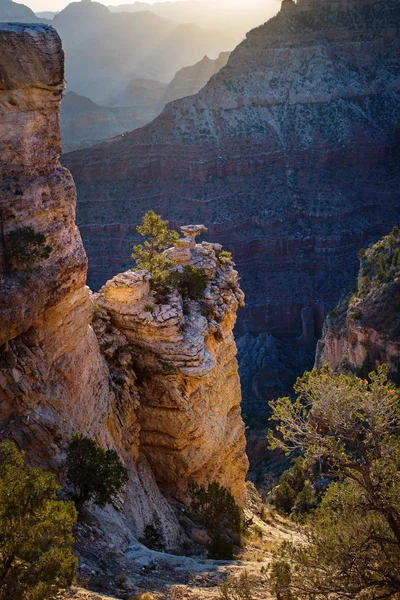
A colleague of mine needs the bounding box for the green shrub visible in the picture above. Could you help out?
[273,481,296,516]
[5,226,52,270]
[217,250,233,264]
[219,571,254,599]
[268,560,292,600]
[0,441,77,600]
[132,210,179,292]
[139,524,165,552]
[208,534,234,560]
[188,481,242,534]
[168,265,207,300]
[350,308,362,320]
[66,433,128,515]
[269,365,400,598]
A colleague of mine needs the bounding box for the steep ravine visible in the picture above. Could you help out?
[0,22,248,565]
[63,0,400,407]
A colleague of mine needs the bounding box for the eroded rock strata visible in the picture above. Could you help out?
[93,231,248,499]
[0,23,247,552]
[63,0,400,405]
[316,228,400,377]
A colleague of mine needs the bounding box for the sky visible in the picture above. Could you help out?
[22,0,265,14]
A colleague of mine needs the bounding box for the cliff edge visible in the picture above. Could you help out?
[0,23,248,560]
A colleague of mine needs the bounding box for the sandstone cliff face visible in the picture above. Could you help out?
[316,228,400,378]
[63,0,400,406]
[93,234,248,500]
[0,24,247,550]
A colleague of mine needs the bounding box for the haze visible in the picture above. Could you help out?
[24,0,278,13]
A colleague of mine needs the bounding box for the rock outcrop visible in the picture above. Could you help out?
[316,228,400,379]
[93,230,248,499]
[63,0,400,405]
[0,23,247,553]
[161,52,230,105]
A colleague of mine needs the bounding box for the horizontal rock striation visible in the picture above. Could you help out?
[63,0,400,404]
[0,25,247,555]
[0,23,177,549]
[93,233,248,500]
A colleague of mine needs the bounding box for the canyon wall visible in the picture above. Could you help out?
[63,0,400,406]
[0,23,247,550]
[316,228,400,378]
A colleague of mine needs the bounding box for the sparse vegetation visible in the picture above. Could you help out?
[188,481,242,535]
[269,365,400,599]
[66,432,128,514]
[168,265,207,300]
[0,441,77,600]
[139,524,165,552]
[217,249,233,264]
[132,210,179,292]
[5,226,52,270]
[219,571,254,600]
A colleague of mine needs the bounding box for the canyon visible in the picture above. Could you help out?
[63,0,400,407]
[0,21,248,578]
[61,53,231,152]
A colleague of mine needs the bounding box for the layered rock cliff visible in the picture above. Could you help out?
[63,0,400,406]
[93,231,248,499]
[0,22,247,555]
[316,227,400,379]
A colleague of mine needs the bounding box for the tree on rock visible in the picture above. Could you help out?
[66,433,128,515]
[269,365,400,598]
[0,441,77,600]
[132,210,179,291]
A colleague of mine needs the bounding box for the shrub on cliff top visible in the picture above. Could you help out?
[132,210,179,292]
[0,441,77,600]
[66,433,128,515]
[168,265,207,300]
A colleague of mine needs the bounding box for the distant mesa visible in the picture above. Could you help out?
[0,0,39,22]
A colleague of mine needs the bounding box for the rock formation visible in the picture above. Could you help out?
[316,228,400,379]
[0,0,40,22]
[60,91,153,152]
[93,229,248,499]
[63,0,400,406]
[161,52,230,105]
[0,22,247,553]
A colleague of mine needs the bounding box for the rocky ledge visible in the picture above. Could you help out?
[0,24,248,557]
[316,228,400,379]
[93,226,248,499]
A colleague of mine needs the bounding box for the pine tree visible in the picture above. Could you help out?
[0,441,77,600]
